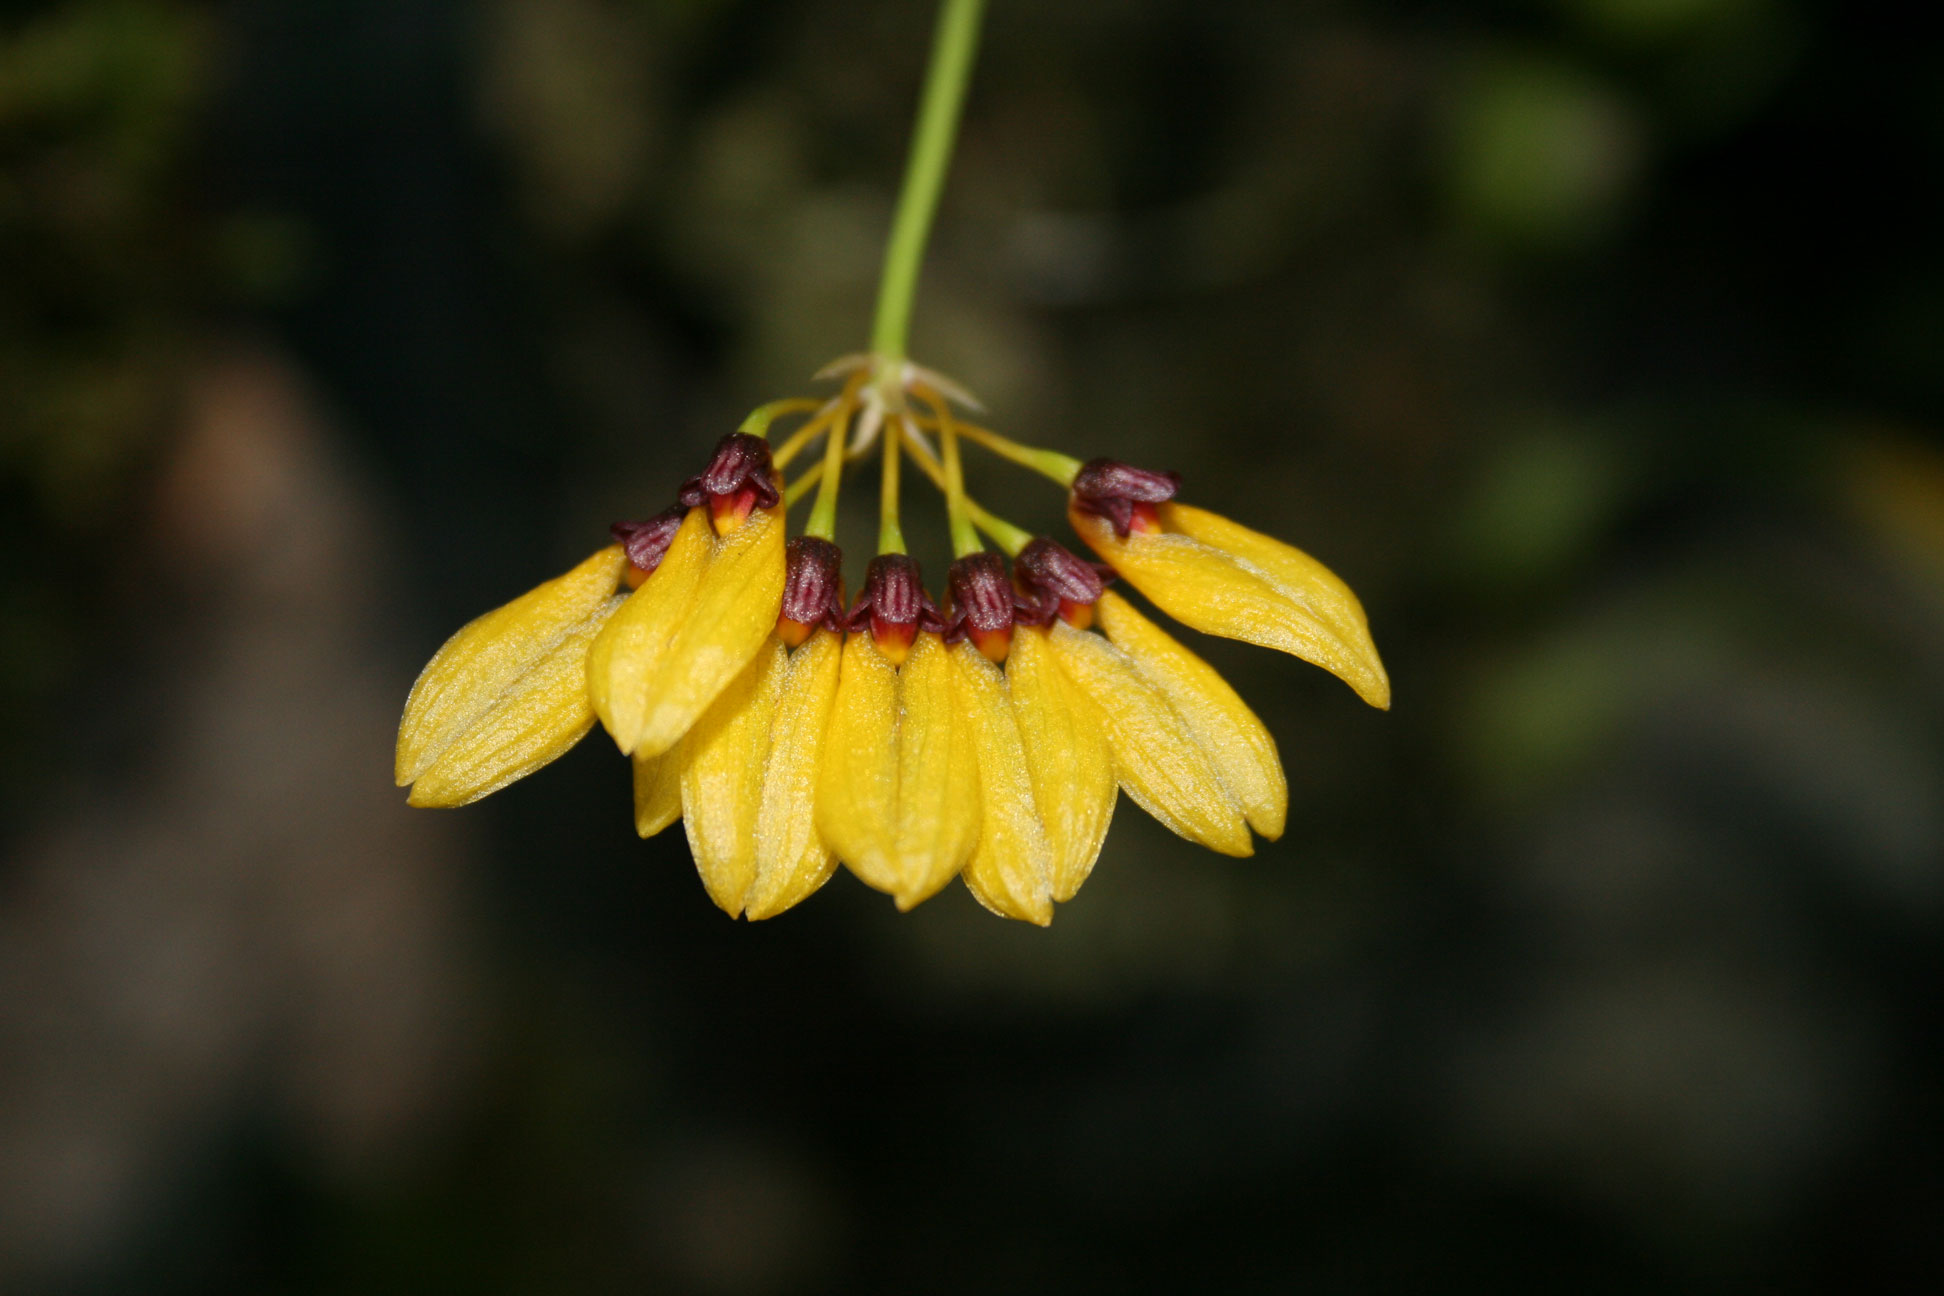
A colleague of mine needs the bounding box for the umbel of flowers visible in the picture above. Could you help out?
[395,359,1388,924]
[393,0,1387,924]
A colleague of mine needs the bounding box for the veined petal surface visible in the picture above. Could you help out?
[634,504,788,758]
[681,638,787,915]
[588,509,714,753]
[1098,591,1286,840]
[953,642,1053,926]
[405,592,624,807]
[397,545,628,788]
[1070,504,1390,709]
[1162,502,1388,709]
[1005,625,1115,903]
[633,746,682,838]
[817,632,901,892]
[890,634,982,909]
[1046,621,1252,857]
[746,629,842,920]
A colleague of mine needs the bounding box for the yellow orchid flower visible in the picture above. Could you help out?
[1094,590,1286,840]
[395,545,629,808]
[395,0,1390,927]
[588,507,716,753]
[816,556,982,911]
[1004,621,1116,905]
[1067,459,1390,710]
[1009,535,1274,863]
[1044,617,1254,858]
[397,384,1387,928]
[745,622,843,919]
[589,434,789,758]
[396,431,791,817]
[635,538,846,920]
[680,636,788,913]
[953,638,1054,926]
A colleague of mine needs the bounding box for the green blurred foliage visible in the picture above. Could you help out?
[0,0,208,510]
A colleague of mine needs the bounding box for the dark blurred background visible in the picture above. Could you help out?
[4,0,1942,1291]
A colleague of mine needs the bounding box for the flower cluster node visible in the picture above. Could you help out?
[610,506,688,586]
[845,553,944,665]
[679,432,782,534]
[945,552,1018,662]
[1013,537,1111,628]
[778,537,846,647]
[1071,457,1182,538]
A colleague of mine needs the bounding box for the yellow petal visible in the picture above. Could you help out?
[953,642,1053,926]
[1097,591,1287,840]
[587,509,714,753]
[1005,625,1116,903]
[890,633,982,908]
[1162,502,1388,707]
[1045,621,1252,857]
[680,637,787,916]
[397,546,627,787]
[816,632,901,893]
[633,504,788,758]
[1070,504,1390,709]
[745,629,842,920]
[406,593,624,807]
[633,745,682,838]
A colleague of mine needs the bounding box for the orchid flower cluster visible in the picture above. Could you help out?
[393,0,1387,925]
[394,358,1388,924]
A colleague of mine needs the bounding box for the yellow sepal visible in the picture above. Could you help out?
[817,633,982,910]
[816,632,901,893]
[746,629,842,921]
[1097,591,1287,840]
[632,746,682,838]
[1045,621,1252,857]
[1070,503,1390,709]
[892,634,982,908]
[587,509,713,753]
[1005,624,1116,903]
[680,637,787,916]
[396,546,627,806]
[952,642,1053,926]
[632,504,788,758]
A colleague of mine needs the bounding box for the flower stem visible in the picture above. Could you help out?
[966,499,1032,556]
[803,385,861,541]
[879,415,907,554]
[869,0,986,363]
[769,397,846,468]
[899,424,1032,555]
[948,419,1083,485]
[738,397,823,441]
[923,391,982,557]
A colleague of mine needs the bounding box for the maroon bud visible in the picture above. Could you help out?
[610,505,687,577]
[948,553,1015,635]
[778,537,844,646]
[677,432,782,515]
[844,553,945,665]
[947,552,1018,661]
[1070,457,1182,538]
[1014,537,1111,624]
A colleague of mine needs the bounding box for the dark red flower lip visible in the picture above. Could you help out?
[845,554,946,662]
[678,432,782,519]
[944,552,1028,661]
[1012,537,1113,626]
[610,505,688,576]
[777,537,845,646]
[1070,457,1181,538]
